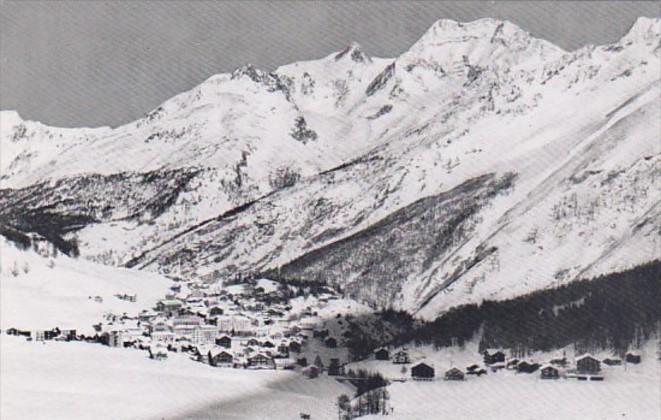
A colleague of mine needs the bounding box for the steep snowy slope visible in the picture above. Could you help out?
[1,17,659,318]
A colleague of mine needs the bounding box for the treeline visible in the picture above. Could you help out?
[406,260,661,355]
[346,261,660,358]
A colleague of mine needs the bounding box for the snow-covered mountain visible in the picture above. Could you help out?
[1,17,659,319]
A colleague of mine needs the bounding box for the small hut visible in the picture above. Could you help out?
[602,357,622,366]
[625,352,641,364]
[540,365,560,380]
[444,368,465,381]
[374,348,390,361]
[517,361,540,374]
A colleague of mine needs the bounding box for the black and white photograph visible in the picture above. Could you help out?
[0,1,659,419]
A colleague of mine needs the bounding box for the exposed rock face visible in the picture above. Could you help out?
[1,18,659,317]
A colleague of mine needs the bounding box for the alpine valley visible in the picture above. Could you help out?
[1,16,660,420]
[3,17,659,315]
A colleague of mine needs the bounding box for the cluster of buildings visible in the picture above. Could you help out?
[93,278,345,371]
[391,348,644,382]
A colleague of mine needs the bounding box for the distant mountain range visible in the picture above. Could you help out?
[1,17,659,318]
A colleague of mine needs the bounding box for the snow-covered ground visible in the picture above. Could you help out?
[365,363,660,420]
[0,239,171,334]
[350,341,661,420]
[0,336,353,420]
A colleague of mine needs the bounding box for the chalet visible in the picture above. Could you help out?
[248,353,275,369]
[156,299,182,313]
[411,362,435,381]
[576,354,601,374]
[444,368,465,381]
[374,348,390,361]
[393,350,410,364]
[602,358,622,366]
[540,365,560,379]
[216,335,232,349]
[625,352,641,364]
[516,361,540,374]
[327,358,344,376]
[483,349,506,365]
[262,340,275,348]
[324,337,338,348]
[210,349,234,366]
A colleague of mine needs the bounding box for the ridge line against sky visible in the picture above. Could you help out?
[1,1,659,128]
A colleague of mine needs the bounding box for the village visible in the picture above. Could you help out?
[4,268,646,385]
[0,255,655,420]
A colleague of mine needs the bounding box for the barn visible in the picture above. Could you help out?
[516,361,540,374]
[576,354,601,374]
[483,349,506,365]
[411,362,435,380]
[374,348,390,361]
[248,353,275,369]
[625,352,641,364]
[540,365,560,379]
[215,335,232,348]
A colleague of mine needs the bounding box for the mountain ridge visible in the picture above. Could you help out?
[1,17,659,318]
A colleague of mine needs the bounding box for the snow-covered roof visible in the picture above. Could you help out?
[575,353,598,361]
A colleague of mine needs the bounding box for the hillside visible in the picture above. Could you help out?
[1,17,659,318]
[0,238,171,334]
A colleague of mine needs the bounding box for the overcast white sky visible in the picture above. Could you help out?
[1,1,659,128]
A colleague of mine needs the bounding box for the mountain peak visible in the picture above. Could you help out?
[334,42,371,63]
[622,17,661,42]
[0,110,24,130]
[404,17,564,69]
